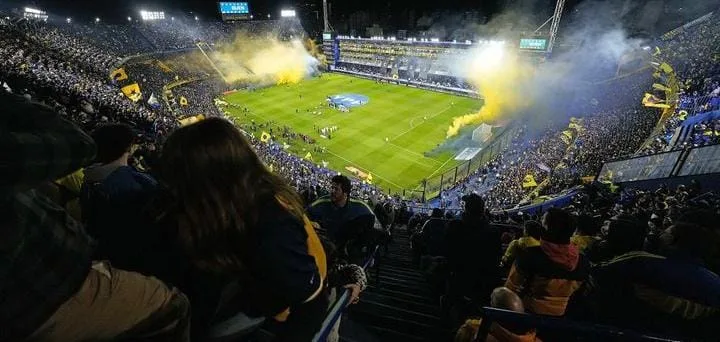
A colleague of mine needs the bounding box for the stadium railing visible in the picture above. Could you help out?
[312,245,380,342]
[473,308,681,342]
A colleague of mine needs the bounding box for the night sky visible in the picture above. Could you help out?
[12,0,510,23]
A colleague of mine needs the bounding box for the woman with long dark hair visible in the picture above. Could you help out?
[148,117,334,340]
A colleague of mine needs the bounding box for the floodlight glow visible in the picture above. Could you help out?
[140,10,165,21]
[280,9,296,17]
[472,44,505,72]
[127,16,132,21]
[250,15,254,19]
[24,7,43,14]
[267,14,271,18]
[95,17,100,23]
[66,17,72,23]
[194,16,199,21]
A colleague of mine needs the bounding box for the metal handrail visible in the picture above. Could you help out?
[474,308,681,342]
[312,245,380,342]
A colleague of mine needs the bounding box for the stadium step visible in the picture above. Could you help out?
[342,228,449,342]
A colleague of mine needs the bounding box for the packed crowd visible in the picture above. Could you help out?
[408,181,720,341]
[0,20,175,138]
[638,11,720,155]
[335,63,474,91]
[3,96,379,341]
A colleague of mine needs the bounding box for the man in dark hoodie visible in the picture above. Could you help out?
[505,207,589,316]
[446,194,502,307]
[81,123,158,270]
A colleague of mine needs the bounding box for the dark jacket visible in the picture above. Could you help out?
[1,97,96,340]
[585,251,720,339]
[80,163,157,270]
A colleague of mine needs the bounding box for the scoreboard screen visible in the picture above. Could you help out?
[519,38,548,51]
[219,2,250,20]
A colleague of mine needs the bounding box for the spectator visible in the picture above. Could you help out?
[585,214,646,264]
[145,117,329,340]
[0,93,190,342]
[501,220,542,267]
[505,208,589,316]
[570,214,600,252]
[80,123,158,270]
[580,211,720,339]
[307,175,379,255]
[454,287,541,342]
[446,194,502,307]
[414,208,449,259]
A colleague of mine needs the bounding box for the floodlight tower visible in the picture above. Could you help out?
[322,0,331,32]
[547,0,565,54]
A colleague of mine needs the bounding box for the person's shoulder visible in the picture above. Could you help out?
[309,196,332,208]
[348,198,374,211]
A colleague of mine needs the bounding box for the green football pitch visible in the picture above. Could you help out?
[223,73,483,192]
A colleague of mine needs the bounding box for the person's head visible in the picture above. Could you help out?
[159,118,304,273]
[541,208,574,244]
[462,193,485,219]
[91,123,136,165]
[490,287,524,313]
[431,208,444,218]
[523,220,542,240]
[330,174,351,205]
[606,214,646,254]
[576,214,600,236]
[667,209,719,260]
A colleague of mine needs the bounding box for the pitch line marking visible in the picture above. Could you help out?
[386,142,442,166]
[393,105,452,141]
[323,149,404,189]
[427,155,455,179]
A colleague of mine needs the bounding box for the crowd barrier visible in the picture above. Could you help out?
[474,308,681,342]
[312,245,380,342]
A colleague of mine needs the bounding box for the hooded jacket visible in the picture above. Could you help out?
[505,241,589,316]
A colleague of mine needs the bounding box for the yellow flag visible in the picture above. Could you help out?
[366,173,373,184]
[652,83,670,91]
[642,93,670,109]
[121,83,142,102]
[179,96,189,106]
[260,131,271,143]
[110,68,128,81]
[156,60,173,73]
[304,152,313,160]
[568,122,581,130]
[522,174,538,188]
[659,62,673,74]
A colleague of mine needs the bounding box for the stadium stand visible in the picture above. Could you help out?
[2,5,720,342]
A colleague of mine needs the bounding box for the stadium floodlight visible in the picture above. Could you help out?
[66,17,72,23]
[24,7,43,14]
[267,14,271,18]
[95,17,100,23]
[280,9,296,17]
[127,16,132,22]
[194,15,199,21]
[140,10,165,21]
[250,15,254,19]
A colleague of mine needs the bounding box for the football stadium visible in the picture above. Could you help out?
[2,0,720,341]
[224,73,482,191]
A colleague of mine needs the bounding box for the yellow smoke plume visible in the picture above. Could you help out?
[446,43,534,138]
[213,32,318,85]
